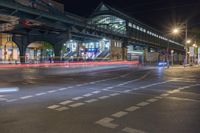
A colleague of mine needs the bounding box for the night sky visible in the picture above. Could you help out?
[61,0,200,38]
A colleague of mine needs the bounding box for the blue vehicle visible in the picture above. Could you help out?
[158,61,168,67]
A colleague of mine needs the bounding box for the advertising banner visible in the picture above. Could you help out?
[189,47,194,57]
[198,47,200,64]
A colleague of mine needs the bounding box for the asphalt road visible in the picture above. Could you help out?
[0,64,200,133]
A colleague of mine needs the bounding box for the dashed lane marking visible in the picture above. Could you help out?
[147,98,158,103]
[125,106,140,112]
[72,97,83,100]
[55,107,69,111]
[110,93,120,96]
[168,89,180,94]
[160,93,170,97]
[48,90,57,93]
[69,102,85,107]
[99,96,110,99]
[111,111,128,118]
[167,97,200,102]
[35,92,46,96]
[58,88,68,91]
[92,91,101,94]
[83,93,93,97]
[47,105,60,109]
[0,98,8,101]
[59,100,73,105]
[137,102,149,107]
[20,95,33,100]
[76,84,84,87]
[106,87,114,89]
[96,117,119,129]
[124,90,131,93]
[6,99,18,102]
[122,127,147,133]
[85,99,98,103]
[155,96,163,99]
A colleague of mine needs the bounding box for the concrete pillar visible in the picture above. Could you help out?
[122,40,128,61]
[53,43,63,62]
[13,35,28,64]
[143,47,148,65]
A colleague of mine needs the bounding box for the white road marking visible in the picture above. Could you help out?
[69,102,85,107]
[167,97,200,102]
[137,102,149,107]
[83,93,93,97]
[76,84,83,87]
[85,99,98,103]
[160,94,169,97]
[72,97,83,100]
[99,96,110,99]
[20,95,33,99]
[106,87,114,89]
[117,84,125,86]
[67,86,73,89]
[124,90,131,93]
[35,92,46,96]
[138,81,173,90]
[48,105,60,109]
[110,93,120,96]
[168,89,180,94]
[92,91,101,94]
[55,107,69,111]
[96,117,118,129]
[59,100,73,105]
[155,96,163,99]
[0,98,8,101]
[6,99,18,102]
[48,90,57,93]
[111,111,128,118]
[58,88,68,91]
[147,98,158,103]
[125,106,140,112]
[122,127,147,133]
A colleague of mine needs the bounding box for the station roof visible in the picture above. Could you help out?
[90,2,165,35]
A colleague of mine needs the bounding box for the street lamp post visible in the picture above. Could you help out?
[172,23,190,67]
[184,23,188,67]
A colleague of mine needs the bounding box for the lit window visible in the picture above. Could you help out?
[128,22,132,27]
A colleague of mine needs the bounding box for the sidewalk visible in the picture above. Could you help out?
[165,64,200,69]
[0,61,139,69]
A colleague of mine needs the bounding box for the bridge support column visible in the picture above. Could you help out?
[53,43,63,63]
[143,47,148,65]
[122,40,128,61]
[13,35,29,64]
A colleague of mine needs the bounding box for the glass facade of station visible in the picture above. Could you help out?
[25,42,54,63]
[0,34,20,63]
[90,15,126,34]
[61,39,110,61]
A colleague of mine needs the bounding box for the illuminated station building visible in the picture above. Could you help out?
[0,1,183,63]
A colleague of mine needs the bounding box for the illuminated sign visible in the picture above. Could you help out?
[189,47,194,57]
[198,47,200,64]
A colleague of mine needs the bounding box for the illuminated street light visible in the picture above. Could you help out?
[172,28,179,34]
[187,40,191,44]
[170,23,189,66]
[193,43,197,48]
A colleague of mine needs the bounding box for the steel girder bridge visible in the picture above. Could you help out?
[0,0,184,63]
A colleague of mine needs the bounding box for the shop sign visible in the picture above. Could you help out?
[198,47,200,64]
[189,47,194,57]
